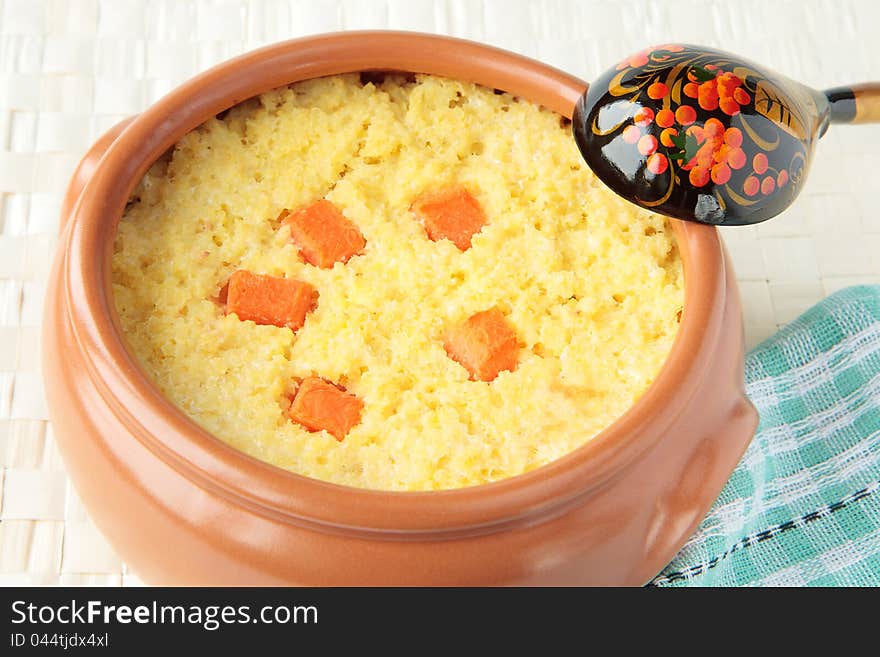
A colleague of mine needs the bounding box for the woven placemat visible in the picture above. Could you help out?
[1,0,879,586]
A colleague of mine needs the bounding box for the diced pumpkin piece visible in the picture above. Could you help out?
[226,270,317,331]
[288,376,364,441]
[444,308,519,381]
[412,186,487,251]
[283,200,366,268]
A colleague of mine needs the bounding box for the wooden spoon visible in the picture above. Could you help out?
[572,44,879,225]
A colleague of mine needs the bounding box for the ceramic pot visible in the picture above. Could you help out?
[43,32,758,585]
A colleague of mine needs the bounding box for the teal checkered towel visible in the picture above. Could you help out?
[652,285,880,586]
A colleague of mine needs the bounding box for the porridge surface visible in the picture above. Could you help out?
[112,74,684,491]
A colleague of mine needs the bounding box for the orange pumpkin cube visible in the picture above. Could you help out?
[226,270,317,332]
[444,308,519,381]
[412,186,487,251]
[288,376,364,441]
[283,200,366,268]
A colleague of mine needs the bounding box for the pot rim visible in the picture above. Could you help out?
[62,31,724,534]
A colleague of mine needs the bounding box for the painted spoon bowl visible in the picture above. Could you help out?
[573,44,879,225]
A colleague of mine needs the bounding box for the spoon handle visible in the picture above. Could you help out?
[825,83,880,124]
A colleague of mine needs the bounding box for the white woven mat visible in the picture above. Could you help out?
[1,0,879,586]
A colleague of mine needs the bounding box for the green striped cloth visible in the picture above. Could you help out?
[651,285,880,587]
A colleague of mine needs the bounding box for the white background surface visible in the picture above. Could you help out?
[1,0,879,585]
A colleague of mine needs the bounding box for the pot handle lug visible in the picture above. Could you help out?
[59,116,137,233]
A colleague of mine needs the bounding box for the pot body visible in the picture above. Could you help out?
[43,33,757,586]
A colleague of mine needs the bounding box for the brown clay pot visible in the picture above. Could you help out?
[43,32,758,586]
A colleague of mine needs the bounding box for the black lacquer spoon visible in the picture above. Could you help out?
[572,44,879,226]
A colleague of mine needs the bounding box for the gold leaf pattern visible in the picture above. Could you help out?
[750,77,808,140]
